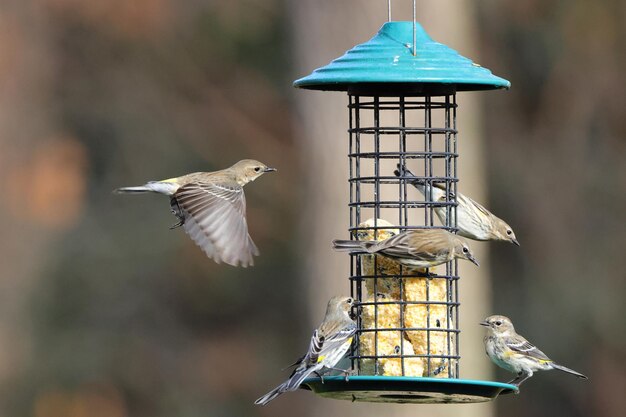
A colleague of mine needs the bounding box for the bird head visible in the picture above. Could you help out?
[326,296,355,318]
[480,315,515,335]
[231,159,277,185]
[493,218,519,246]
[454,240,480,266]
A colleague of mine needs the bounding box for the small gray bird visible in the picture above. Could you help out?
[333,228,479,269]
[115,159,276,267]
[395,165,519,245]
[255,296,356,406]
[481,315,587,386]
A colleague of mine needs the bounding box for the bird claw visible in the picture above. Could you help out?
[343,370,356,382]
[169,220,184,229]
[169,198,185,229]
[314,372,325,384]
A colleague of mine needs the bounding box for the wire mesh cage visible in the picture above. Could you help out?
[294,19,516,403]
[348,94,460,380]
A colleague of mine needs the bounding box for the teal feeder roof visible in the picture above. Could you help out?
[294,21,510,93]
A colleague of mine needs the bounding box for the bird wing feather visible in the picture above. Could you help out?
[305,322,356,366]
[506,335,551,361]
[373,230,450,262]
[462,193,493,218]
[174,182,258,267]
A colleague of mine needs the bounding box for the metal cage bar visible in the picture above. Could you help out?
[347,93,460,379]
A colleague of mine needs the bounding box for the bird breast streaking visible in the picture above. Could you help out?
[114,159,276,267]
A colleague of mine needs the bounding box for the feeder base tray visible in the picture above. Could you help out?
[302,376,517,404]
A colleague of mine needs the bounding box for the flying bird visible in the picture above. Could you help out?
[115,159,276,267]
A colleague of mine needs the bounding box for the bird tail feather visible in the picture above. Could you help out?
[114,181,178,195]
[394,165,427,194]
[254,382,288,406]
[551,363,587,379]
[113,185,152,194]
[332,240,374,252]
[255,370,311,406]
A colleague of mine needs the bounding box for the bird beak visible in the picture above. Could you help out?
[512,238,520,246]
[479,321,490,327]
[467,254,480,267]
[263,167,277,173]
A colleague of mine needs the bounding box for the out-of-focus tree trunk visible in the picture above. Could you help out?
[290,1,495,416]
[0,0,56,404]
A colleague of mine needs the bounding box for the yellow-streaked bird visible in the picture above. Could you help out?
[395,164,519,245]
[333,228,479,269]
[481,315,588,386]
[114,159,276,267]
[255,296,356,406]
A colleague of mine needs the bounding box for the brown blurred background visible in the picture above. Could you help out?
[0,1,623,417]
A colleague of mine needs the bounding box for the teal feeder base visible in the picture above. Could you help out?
[302,376,517,404]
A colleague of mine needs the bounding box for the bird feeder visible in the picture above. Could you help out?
[294,18,517,403]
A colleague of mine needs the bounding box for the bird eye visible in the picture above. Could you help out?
[506,230,512,235]
[346,298,353,304]
[495,321,502,326]
[462,247,469,253]
[254,167,261,172]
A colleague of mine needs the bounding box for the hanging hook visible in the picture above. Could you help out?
[412,0,417,56]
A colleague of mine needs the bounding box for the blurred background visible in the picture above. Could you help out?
[0,1,623,417]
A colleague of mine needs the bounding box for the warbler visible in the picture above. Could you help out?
[255,296,356,406]
[333,228,480,269]
[395,164,519,245]
[481,315,588,386]
[114,159,276,267]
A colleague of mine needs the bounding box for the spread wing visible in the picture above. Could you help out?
[173,182,259,267]
[506,335,551,362]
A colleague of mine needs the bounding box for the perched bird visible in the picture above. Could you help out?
[114,159,276,267]
[255,296,356,406]
[394,164,519,245]
[481,315,588,386]
[333,228,480,269]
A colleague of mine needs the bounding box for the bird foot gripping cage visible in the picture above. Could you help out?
[294,19,517,403]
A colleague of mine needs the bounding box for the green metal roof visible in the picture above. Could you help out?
[294,21,510,93]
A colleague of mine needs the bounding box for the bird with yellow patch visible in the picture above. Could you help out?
[114,159,276,267]
[255,296,356,406]
[395,164,519,245]
[481,315,587,386]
